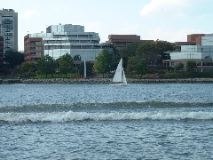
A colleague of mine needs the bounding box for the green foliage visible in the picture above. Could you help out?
[127,56,147,76]
[186,61,197,72]
[110,47,120,71]
[57,54,73,74]
[174,63,184,71]
[120,43,139,58]
[119,41,175,70]
[4,50,24,68]
[18,62,37,78]
[34,72,80,79]
[94,49,111,76]
[155,40,175,60]
[136,41,159,66]
[37,55,56,77]
[0,63,9,74]
[162,71,213,79]
[78,61,94,77]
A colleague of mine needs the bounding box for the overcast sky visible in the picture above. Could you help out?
[1,0,213,51]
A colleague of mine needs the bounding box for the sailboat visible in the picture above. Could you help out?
[112,58,127,85]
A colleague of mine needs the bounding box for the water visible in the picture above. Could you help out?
[0,83,213,159]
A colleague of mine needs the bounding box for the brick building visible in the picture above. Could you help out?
[187,34,205,45]
[108,35,141,48]
[24,35,43,62]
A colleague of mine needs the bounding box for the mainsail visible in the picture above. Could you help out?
[112,59,127,85]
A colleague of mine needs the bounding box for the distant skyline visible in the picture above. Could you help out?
[1,0,213,51]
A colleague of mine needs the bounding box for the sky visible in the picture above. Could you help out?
[1,0,213,51]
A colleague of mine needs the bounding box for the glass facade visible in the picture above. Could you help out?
[170,34,213,61]
[25,24,106,61]
[0,36,3,64]
[0,9,18,53]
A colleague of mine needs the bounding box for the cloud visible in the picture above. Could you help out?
[142,27,203,42]
[83,22,108,42]
[140,0,190,17]
[84,21,102,32]
[21,9,41,20]
[138,0,199,42]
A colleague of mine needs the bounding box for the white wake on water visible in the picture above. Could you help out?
[1,111,213,123]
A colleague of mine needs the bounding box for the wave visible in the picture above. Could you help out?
[0,101,213,113]
[1,111,213,123]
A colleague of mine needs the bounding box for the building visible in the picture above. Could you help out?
[24,35,43,62]
[0,9,18,53]
[0,36,3,64]
[187,34,205,45]
[108,35,141,49]
[24,24,106,62]
[168,34,213,71]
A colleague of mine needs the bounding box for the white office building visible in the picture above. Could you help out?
[26,24,104,61]
[170,34,213,62]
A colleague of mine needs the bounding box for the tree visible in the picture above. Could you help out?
[94,49,111,77]
[133,41,175,69]
[127,56,147,77]
[120,43,139,58]
[79,61,95,77]
[57,54,73,75]
[155,40,175,62]
[187,61,197,72]
[174,63,184,72]
[4,50,24,68]
[37,55,56,77]
[18,62,37,78]
[110,46,120,71]
[136,41,158,67]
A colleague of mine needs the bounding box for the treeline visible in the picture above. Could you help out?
[0,51,94,78]
[94,40,176,78]
[1,40,213,79]
[19,54,96,78]
[0,50,24,75]
[94,40,213,78]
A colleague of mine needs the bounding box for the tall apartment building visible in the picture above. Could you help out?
[0,36,3,64]
[24,24,105,62]
[0,9,18,53]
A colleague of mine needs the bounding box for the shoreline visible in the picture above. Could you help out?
[1,78,213,84]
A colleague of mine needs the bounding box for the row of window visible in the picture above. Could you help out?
[44,45,102,50]
[44,40,99,44]
[53,34,95,38]
[200,48,213,52]
[4,33,13,36]
[2,24,13,31]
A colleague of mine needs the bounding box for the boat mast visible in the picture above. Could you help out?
[84,59,87,79]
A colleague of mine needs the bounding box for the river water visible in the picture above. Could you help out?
[0,83,213,159]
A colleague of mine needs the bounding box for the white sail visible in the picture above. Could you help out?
[112,59,127,85]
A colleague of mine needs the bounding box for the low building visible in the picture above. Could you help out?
[187,34,205,45]
[24,24,107,62]
[108,34,141,49]
[167,34,213,71]
[24,35,43,62]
